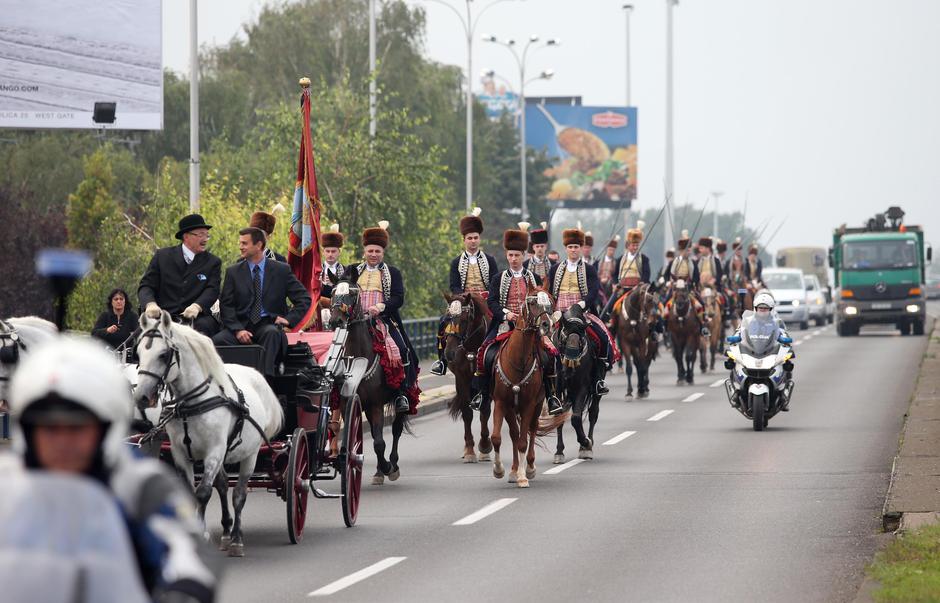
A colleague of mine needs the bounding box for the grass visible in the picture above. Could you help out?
[869,524,940,602]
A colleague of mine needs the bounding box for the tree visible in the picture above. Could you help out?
[67,148,120,255]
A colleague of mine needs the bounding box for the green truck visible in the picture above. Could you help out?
[830,207,932,336]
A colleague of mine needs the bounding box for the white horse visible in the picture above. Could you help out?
[0,317,58,406]
[132,311,283,557]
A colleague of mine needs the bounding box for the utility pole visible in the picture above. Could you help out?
[189,0,199,212]
[369,0,377,137]
[623,4,633,107]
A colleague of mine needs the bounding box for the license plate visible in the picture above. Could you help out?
[871,302,892,310]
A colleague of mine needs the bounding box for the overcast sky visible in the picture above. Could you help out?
[164,0,940,252]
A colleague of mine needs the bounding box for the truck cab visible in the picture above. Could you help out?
[830,207,931,336]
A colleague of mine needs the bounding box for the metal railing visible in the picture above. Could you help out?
[402,317,440,359]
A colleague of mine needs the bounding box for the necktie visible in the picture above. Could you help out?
[250,265,262,324]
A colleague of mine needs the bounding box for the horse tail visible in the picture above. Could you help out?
[537,410,571,437]
[447,395,464,421]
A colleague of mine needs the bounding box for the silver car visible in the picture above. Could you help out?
[803,274,833,326]
[763,268,811,330]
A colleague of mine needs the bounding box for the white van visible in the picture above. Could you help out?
[762,268,810,330]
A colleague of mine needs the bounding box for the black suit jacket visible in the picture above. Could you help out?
[138,245,222,315]
[218,258,311,331]
[547,261,601,310]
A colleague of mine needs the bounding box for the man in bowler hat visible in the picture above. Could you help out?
[138,214,222,337]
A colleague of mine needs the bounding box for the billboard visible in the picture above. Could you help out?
[525,104,637,205]
[0,0,162,130]
[477,75,519,121]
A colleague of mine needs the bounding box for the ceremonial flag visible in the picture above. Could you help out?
[288,78,323,331]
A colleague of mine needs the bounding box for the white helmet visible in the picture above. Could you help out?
[753,292,776,309]
[9,336,133,469]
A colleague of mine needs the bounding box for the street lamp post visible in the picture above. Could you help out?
[484,35,559,222]
[189,0,199,212]
[710,190,724,238]
[623,4,633,107]
[369,0,376,137]
[419,0,518,212]
[663,0,677,257]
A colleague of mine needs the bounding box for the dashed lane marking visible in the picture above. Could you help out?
[793,341,804,347]
[682,393,704,402]
[544,459,586,475]
[602,430,637,446]
[647,409,675,421]
[308,557,407,597]
[709,379,725,388]
[452,498,518,525]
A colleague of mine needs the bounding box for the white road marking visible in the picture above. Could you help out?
[308,557,407,597]
[602,430,637,446]
[544,459,586,475]
[647,409,675,421]
[709,379,725,388]
[682,393,704,402]
[793,341,804,347]
[452,498,518,525]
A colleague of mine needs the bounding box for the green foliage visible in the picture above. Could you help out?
[67,148,119,255]
[868,523,940,602]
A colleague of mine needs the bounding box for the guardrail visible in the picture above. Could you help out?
[402,317,439,359]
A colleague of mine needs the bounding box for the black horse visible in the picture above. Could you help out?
[328,273,411,485]
[552,303,602,464]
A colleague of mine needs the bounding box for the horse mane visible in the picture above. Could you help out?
[7,316,57,335]
[168,322,231,392]
[467,291,488,318]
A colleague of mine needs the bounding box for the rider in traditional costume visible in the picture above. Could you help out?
[470,224,563,416]
[600,221,651,319]
[320,223,346,294]
[657,248,676,283]
[249,207,288,263]
[662,229,710,336]
[581,231,596,266]
[523,222,554,282]
[548,226,618,397]
[430,208,498,376]
[596,235,620,310]
[745,243,764,286]
[354,221,419,414]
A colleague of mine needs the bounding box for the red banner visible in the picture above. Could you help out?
[287,83,323,331]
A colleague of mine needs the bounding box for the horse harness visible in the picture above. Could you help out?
[137,328,270,463]
[494,295,550,408]
[445,300,486,355]
[0,320,26,376]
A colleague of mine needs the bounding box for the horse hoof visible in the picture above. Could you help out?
[508,471,518,483]
[371,474,385,486]
[516,478,530,488]
[553,454,565,465]
[388,468,401,482]
[638,391,649,399]
[676,379,684,386]
[526,466,537,479]
[219,536,231,552]
[625,391,633,399]
[478,452,491,462]
[578,448,594,460]
[463,453,478,463]
[479,441,493,455]
[227,543,245,558]
[493,467,505,479]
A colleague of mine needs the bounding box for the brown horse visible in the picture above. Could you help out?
[701,287,724,371]
[442,292,492,463]
[490,287,567,488]
[612,284,659,399]
[666,285,702,385]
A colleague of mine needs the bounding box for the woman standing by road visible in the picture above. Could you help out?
[91,288,138,349]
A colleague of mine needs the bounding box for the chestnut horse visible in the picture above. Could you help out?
[701,287,724,371]
[490,287,567,488]
[666,285,702,385]
[613,284,660,399]
[443,292,492,463]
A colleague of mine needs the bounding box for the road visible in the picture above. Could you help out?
[213,311,934,603]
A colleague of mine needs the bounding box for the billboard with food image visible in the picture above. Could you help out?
[525,105,637,204]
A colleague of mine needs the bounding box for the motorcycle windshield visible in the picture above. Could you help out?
[740,311,781,357]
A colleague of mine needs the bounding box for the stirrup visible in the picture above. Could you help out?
[394,395,410,414]
[430,360,447,376]
[701,327,710,337]
[595,380,610,396]
[546,395,564,416]
[470,393,484,411]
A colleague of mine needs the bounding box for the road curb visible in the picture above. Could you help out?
[882,315,940,531]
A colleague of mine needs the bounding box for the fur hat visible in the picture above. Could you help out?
[716,239,727,253]
[321,223,344,249]
[530,221,549,245]
[665,247,676,258]
[732,236,743,250]
[698,236,713,249]
[748,243,759,255]
[562,228,585,247]
[503,222,530,252]
[249,203,285,236]
[584,231,594,247]
[626,219,645,245]
[362,220,390,249]
[607,234,620,249]
[677,229,691,250]
[459,207,484,236]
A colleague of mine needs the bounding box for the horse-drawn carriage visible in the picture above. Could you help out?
[127,322,366,549]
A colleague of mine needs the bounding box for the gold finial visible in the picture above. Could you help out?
[299,77,311,88]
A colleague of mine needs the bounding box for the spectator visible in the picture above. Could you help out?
[91,288,138,349]
[548,249,561,264]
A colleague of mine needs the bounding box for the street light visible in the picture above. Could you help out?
[710,190,724,239]
[416,0,520,212]
[622,4,633,107]
[484,34,560,222]
[663,0,678,262]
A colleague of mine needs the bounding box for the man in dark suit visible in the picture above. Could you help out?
[138,214,222,337]
[212,228,311,376]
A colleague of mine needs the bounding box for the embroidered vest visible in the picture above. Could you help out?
[358,268,383,292]
[619,254,641,281]
[674,258,691,278]
[458,252,490,292]
[560,268,581,293]
[529,257,549,280]
[498,270,538,310]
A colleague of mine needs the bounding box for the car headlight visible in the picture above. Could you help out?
[845,306,858,315]
[792,300,800,307]
[906,304,920,313]
[815,298,823,305]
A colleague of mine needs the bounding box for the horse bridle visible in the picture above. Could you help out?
[331,284,373,328]
[447,298,486,352]
[521,294,552,334]
[0,321,26,380]
[136,328,185,394]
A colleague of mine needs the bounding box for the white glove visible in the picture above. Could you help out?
[145,302,161,318]
[578,300,587,309]
[181,303,201,320]
[320,308,332,326]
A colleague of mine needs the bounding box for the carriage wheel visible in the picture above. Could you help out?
[341,395,364,527]
[286,427,310,544]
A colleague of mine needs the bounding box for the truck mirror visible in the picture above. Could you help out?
[928,247,933,263]
[828,248,834,268]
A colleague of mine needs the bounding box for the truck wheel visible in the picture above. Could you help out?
[913,320,925,336]
[800,320,809,331]
[836,322,846,337]
[815,317,825,327]
[899,321,912,336]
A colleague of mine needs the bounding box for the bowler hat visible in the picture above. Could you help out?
[175,214,212,240]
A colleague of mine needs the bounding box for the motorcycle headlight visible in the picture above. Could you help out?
[792,300,800,307]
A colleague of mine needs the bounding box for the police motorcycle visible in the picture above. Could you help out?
[722,295,795,431]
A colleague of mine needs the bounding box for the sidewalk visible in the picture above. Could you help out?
[882,319,940,531]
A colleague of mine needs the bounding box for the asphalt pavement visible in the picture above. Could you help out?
[211,312,933,603]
